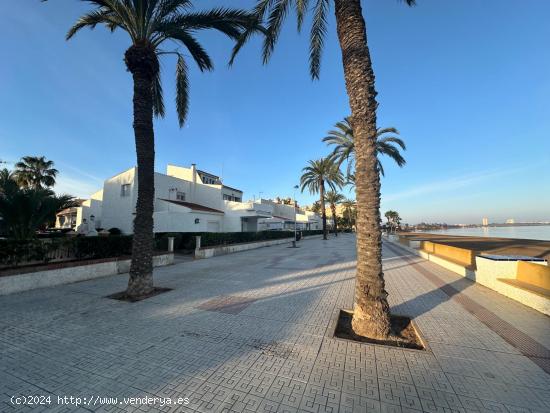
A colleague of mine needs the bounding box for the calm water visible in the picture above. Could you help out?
[424,225,550,241]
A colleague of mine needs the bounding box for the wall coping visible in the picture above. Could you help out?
[0,252,171,278]
[198,233,323,250]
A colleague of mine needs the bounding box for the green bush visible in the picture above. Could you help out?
[71,235,133,259]
[0,236,133,268]
[0,239,52,267]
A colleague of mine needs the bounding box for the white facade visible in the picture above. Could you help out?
[254,199,322,231]
[56,164,322,234]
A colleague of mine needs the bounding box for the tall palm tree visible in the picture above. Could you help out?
[14,156,58,190]
[324,190,344,236]
[63,0,261,299]
[234,0,416,339]
[384,210,394,233]
[300,158,344,240]
[323,117,406,177]
[341,198,356,230]
[386,210,401,232]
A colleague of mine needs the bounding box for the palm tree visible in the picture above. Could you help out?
[14,156,58,190]
[0,173,76,239]
[324,190,344,236]
[384,210,394,233]
[234,0,416,339]
[0,169,17,195]
[300,158,344,240]
[323,117,406,177]
[341,198,356,230]
[384,210,402,233]
[310,200,321,215]
[63,0,262,299]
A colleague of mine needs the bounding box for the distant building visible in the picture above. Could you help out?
[482,217,489,226]
[506,218,515,224]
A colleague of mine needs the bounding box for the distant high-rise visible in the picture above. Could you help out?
[482,217,489,226]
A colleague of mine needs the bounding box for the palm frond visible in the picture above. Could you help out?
[263,0,292,64]
[175,54,189,127]
[379,136,406,150]
[309,0,329,79]
[295,0,310,32]
[66,9,123,39]
[376,127,399,136]
[229,0,272,65]
[152,69,165,118]
[161,30,213,71]
[163,8,257,40]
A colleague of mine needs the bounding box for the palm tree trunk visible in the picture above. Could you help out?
[320,181,327,240]
[124,44,159,299]
[334,0,391,339]
[331,204,338,236]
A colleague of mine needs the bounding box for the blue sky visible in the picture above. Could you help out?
[1,0,549,225]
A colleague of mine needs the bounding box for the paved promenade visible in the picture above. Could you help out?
[1,235,549,412]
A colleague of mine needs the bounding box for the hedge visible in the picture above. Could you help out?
[155,230,324,251]
[0,236,133,268]
[1,230,326,267]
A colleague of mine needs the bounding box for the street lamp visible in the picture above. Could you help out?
[293,185,299,247]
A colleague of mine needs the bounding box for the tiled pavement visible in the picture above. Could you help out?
[0,234,549,412]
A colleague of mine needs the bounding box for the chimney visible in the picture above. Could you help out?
[191,163,197,199]
[191,163,197,184]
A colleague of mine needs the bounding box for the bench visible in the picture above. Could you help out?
[498,260,550,298]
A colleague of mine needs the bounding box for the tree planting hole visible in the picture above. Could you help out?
[334,309,426,350]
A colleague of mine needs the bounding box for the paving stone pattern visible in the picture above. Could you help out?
[0,235,549,412]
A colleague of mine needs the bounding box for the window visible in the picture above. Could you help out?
[223,194,242,202]
[176,191,186,201]
[121,184,131,197]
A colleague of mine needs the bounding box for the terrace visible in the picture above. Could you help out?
[1,235,548,412]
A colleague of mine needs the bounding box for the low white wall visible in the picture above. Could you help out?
[195,238,293,259]
[195,235,322,259]
[475,256,549,316]
[387,237,549,315]
[0,254,174,296]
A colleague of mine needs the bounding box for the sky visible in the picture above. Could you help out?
[1,0,549,225]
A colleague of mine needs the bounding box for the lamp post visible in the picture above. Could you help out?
[293,185,299,246]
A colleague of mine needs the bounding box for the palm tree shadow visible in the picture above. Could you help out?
[390,277,474,321]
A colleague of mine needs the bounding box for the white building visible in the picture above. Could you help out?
[56,164,322,234]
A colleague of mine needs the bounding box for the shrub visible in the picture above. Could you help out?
[108,227,122,235]
[0,236,133,268]
[72,235,133,259]
[0,239,52,267]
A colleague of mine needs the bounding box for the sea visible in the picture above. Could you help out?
[423,225,550,241]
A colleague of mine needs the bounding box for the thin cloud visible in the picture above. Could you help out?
[382,166,529,203]
[54,175,101,198]
[56,162,104,184]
